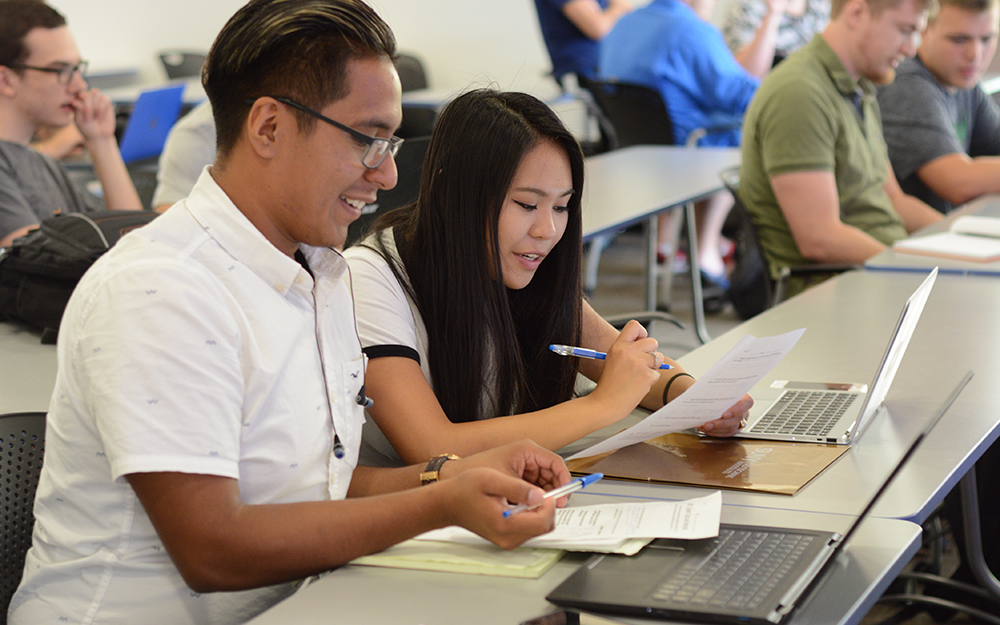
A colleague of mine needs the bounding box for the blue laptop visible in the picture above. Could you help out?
[118,84,186,164]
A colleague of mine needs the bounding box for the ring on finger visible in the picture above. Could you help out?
[739,418,748,429]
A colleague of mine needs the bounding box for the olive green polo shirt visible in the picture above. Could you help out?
[739,36,907,296]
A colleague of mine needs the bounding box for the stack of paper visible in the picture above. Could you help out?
[350,542,565,579]
[894,215,1000,262]
[414,491,722,555]
[350,490,722,579]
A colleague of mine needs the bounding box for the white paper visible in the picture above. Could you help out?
[951,215,1000,238]
[569,328,805,460]
[414,491,722,552]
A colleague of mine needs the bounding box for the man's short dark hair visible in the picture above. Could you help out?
[831,0,937,18]
[203,0,397,160]
[928,0,999,23]
[0,0,67,68]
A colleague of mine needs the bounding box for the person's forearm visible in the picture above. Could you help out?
[639,362,692,412]
[130,471,449,593]
[734,12,783,78]
[564,0,632,40]
[383,392,639,464]
[348,463,428,496]
[920,155,1000,207]
[794,221,887,264]
[87,135,143,210]
[892,193,943,233]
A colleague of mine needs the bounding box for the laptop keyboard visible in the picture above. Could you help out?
[752,391,858,437]
[651,528,816,610]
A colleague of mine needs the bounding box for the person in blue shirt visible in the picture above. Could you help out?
[599,0,761,148]
[598,0,762,291]
[532,0,633,87]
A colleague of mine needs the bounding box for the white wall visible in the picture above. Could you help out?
[49,0,559,93]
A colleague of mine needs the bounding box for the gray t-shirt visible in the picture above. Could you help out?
[0,139,100,241]
[878,55,1000,213]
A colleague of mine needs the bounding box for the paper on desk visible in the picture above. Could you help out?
[350,541,566,578]
[414,491,722,554]
[568,328,805,460]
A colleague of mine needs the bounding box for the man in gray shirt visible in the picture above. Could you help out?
[878,0,1000,213]
[0,1,142,247]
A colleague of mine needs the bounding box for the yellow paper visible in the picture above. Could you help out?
[350,540,565,578]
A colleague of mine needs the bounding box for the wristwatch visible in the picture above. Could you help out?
[420,453,461,485]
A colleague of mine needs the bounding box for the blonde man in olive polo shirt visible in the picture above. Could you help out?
[739,0,943,297]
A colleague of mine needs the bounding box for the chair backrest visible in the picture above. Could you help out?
[1,412,46,623]
[719,166,774,320]
[577,77,676,150]
[158,51,207,80]
[345,136,431,248]
[394,53,435,138]
[395,53,428,93]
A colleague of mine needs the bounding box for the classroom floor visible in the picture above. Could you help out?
[583,229,981,625]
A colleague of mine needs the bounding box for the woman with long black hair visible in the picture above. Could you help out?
[345,88,751,466]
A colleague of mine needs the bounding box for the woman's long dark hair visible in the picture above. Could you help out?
[368,88,585,423]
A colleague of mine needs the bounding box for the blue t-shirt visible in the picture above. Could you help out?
[533,0,608,81]
[598,0,758,146]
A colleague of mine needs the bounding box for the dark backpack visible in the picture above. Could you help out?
[0,210,159,343]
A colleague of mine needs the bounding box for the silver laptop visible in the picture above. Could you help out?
[547,369,972,625]
[736,267,937,445]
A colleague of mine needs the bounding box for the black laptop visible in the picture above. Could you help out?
[547,370,973,625]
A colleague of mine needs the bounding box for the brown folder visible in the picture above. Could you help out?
[566,432,848,495]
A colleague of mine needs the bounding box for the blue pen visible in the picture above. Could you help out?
[549,344,673,370]
[503,473,604,518]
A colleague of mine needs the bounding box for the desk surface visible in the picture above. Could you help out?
[245,507,921,625]
[0,322,56,414]
[102,79,206,106]
[591,270,999,525]
[866,194,1000,275]
[581,146,741,241]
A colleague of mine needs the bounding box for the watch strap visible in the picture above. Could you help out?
[420,453,460,485]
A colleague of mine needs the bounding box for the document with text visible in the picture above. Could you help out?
[569,328,805,461]
[414,491,722,553]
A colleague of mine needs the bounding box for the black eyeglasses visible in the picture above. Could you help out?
[6,60,88,85]
[268,96,402,169]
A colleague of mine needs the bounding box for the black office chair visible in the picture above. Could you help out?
[395,53,428,93]
[345,136,431,248]
[158,50,207,80]
[394,53,436,139]
[128,161,161,211]
[576,78,668,294]
[1,412,46,624]
[719,166,858,319]
[578,78,740,341]
[577,77,676,152]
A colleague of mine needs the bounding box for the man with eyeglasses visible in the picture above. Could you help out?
[8,1,568,624]
[0,0,143,248]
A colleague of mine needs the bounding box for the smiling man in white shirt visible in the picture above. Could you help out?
[8,2,569,624]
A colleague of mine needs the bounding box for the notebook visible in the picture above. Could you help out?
[117,84,186,164]
[547,370,973,625]
[735,267,937,445]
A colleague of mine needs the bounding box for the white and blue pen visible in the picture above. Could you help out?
[549,344,673,370]
[503,473,604,519]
